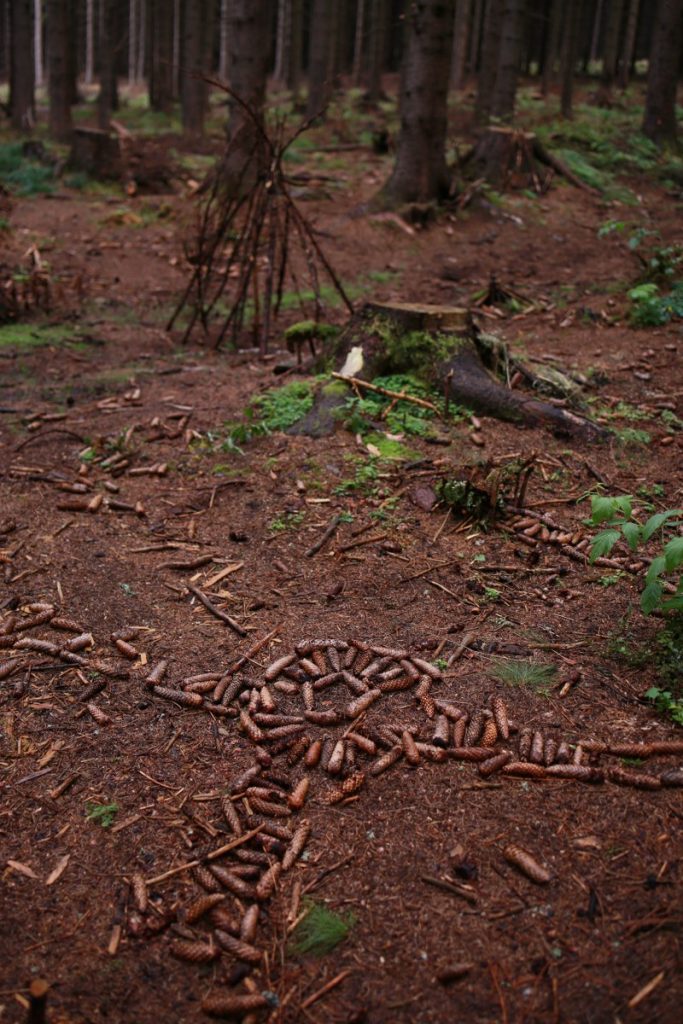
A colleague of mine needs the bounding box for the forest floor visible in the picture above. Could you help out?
[1,84,682,1024]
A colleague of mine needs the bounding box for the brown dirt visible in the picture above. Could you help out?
[1,100,682,1024]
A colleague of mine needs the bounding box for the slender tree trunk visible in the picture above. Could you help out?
[10,0,35,129]
[34,0,43,85]
[618,0,640,88]
[136,0,145,82]
[560,0,582,118]
[287,0,302,93]
[451,0,473,89]
[97,0,117,128]
[172,0,180,96]
[475,0,503,125]
[149,0,173,112]
[352,0,365,86]
[596,0,625,103]
[468,0,485,73]
[219,0,229,79]
[642,0,683,146]
[365,0,387,100]
[85,0,93,83]
[274,0,288,83]
[307,0,333,116]
[589,0,604,64]
[541,0,562,95]
[182,0,209,139]
[377,0,455,206]
[128,0,137,81]
[47,0,72,140]
[490,0,525,121]
[218,0,270,191]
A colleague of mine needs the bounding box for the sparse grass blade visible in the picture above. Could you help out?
[288,899,355,957]
[490,659,557,694]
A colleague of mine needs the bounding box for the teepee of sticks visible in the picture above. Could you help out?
[168,81,353,352]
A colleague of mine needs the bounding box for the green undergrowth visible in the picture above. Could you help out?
[490,659,557,695]
[288,900,356,957]
[85,801,118,828]
[0,142,56,196]
[628,282,683,327]
[0,322,82,350]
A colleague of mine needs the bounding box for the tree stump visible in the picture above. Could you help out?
[462,126,596,194]
[289,301,607,442]
[67,128,122,180]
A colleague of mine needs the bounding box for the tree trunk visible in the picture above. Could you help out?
[560,0,582,118]
[490,0,525,121]
[34,0,43,86]
[47,0,73,141]
[365,0,387,101]
[307,0,333,117]
[84,0,93,83]
[182,0,210,140]
[475,0,503,125]
[136,0,145,82]
[219,0,230,79]
[618,0,640,88]
[352,0,365,86]
[468,0,485,74]
[595,0,625,104]
[541,0,562,95]
[273,0,288,84]
[128,0,137,81]
[290,302,607,442]
[9,0,35,130]
[149,0,174,112]
[287,0,303,93]
[375,0,455,207]
[642,0,683,147]
[590,0,604,64]
[450,0,473,89]
[97,0,118,129]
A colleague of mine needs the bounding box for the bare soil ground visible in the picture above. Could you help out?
[1,87,682,1024]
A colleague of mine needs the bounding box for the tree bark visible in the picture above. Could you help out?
[47,0,73,141]
[273,0,288,84]
[365,0,387,101]
[287,0,303,93]
[540,0,562,95]
[181,0,210,140]
[490,0,526,121]
[352,0,365,86]
[149,0,174,112]
[450,0,473,89]
[618,0,640,88]
[375,0,455,207]
[590,0,605,64]
[595,0,625,104]
[34,0,43,86]
[468,0,485,74]
[560,0,582,118]
[307,0,333,117]
[84,0,94,83]
[219,0,230,79]
[475,0,503,125]
[642,0,683,147]
[9,0,35,131]
[97,0,118,129]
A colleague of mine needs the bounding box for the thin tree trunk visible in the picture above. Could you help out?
[352,0,365,86]
[642,0,683,146]
[273,0,287,83]
[468,0,484,73]
[47,0,72,140]
[34,0,43,85]
[172,0,180,96]
[97,0,117,127]
[365,0,387,100]
[10,0,35,130]
[307,0,333,117]
[136,0,145,82]
[149,0,173,112]
[451,0,473,89]
[376,0,455,206]
[128,0,136,82]
[618,0,640,88]
[596,0,625,103]
[491,0,525,121]
[589,0,604,64]
[85,0,94,83]
[287,0,302,93]
[541,0,562,95]
[219,0,229,79]
[475,0,503,125]
[561,0,582,118]
[181,0,209,139]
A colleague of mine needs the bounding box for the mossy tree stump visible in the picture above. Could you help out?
[289,301,606,442]
[462,126,596,194]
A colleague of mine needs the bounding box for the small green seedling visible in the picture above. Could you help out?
[288,900,356,957]
[86,802,118,828]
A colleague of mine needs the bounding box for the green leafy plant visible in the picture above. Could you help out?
[589,495,683,614]
[86,802,119,828]
[628,281,683,327]
[288,900,356,957]
[269,511,305,532]
[644,687,683,726]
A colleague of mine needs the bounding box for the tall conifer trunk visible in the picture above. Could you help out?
[642,0,683,146]
[9,0,35,130]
